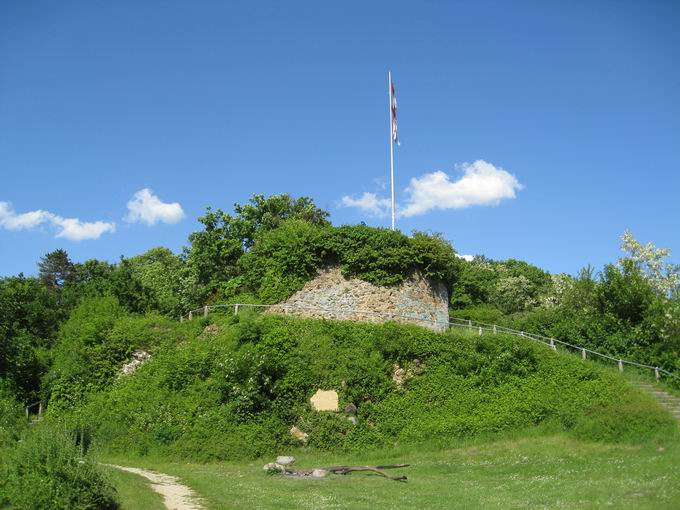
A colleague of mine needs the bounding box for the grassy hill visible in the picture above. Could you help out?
[63,309,677,461]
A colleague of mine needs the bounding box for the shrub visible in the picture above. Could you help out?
[47,301,187,414]
[0,386,25,448]
[233,222,461,303]
[0,424,118,510]
[239,219,326,303]
[571,391,678,443]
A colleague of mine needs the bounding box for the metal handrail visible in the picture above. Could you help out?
[24,400,44,417]
[180,303,679,382]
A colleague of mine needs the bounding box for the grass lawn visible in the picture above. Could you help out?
[104,466,166,510]
[103,433,680,510]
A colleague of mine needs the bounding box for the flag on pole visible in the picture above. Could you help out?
[391,78,400,146]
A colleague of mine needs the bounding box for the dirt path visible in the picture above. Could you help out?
[106,464,204,510]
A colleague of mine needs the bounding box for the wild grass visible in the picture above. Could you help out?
[103,467,166,510]
[103,433,680,510]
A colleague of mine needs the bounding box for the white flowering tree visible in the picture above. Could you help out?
[620,230,680,297]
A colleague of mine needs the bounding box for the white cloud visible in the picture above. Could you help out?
[338,160,522,221]
[126,188,185,226]
[400,160,522,217]
[339,192,392,218]
[0,201,115,240]
[456,254,475,262]
[51,217,116,241]
[0,202,51,230]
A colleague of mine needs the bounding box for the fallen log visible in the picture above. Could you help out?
[324,464,410,481]
[263,457,410,482]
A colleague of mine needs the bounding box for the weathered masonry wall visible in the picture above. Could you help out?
[269,266,449,331]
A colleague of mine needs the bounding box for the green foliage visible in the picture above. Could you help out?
[38,248,75,291]
[0,424,118,510]
[2,199,679,480]
[47,296,126,413]
[0,386,26,448]
[186,207,244,295]
[62,259,117,306]
[231,193,331,250]
[47,298,183,414]
[71,315,672,462]
[502,260,680,373]
[450,257,552,312]
[109,258,157,314]
[0,275,60,401]
[324,226,461,288]
[322,225,415,286]
[451,251,680,376]
[597,260,656,326]
[184,194,460,304]
[235,222,461,303]
[408,231,461,284]
[571,390,677,443]
[127,247,185,316]
[492,275,537,314]
[186,193,331,301]
[451,304,506,324]
[239,219,326,303]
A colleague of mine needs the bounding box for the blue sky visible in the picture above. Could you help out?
[1,0,679,277]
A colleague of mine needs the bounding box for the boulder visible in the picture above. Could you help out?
[263,463,286,473]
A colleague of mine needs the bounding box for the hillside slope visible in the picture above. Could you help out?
[64,311,677,461]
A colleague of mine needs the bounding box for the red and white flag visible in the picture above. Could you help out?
[391,78,400,146]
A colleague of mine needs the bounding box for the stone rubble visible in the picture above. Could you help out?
[202,324,220,335]
[392,359,424,387]
[289,426,309,444]
[120,350,151,376]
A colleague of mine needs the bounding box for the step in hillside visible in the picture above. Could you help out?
[632,381,680,422]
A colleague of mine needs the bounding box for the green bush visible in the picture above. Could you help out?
[47,299,187,414]
[0,424,118,510]
[239,219,326,303]
[232,222,461,304]
[0,386,26,448]
[571,390,678,443]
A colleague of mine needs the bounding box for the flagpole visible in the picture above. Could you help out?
[388,71,396,231]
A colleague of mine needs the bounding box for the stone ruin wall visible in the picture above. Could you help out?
[268,266,449,332]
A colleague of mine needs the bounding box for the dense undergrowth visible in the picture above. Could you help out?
[0,423,118,510]
[50,310,677,463]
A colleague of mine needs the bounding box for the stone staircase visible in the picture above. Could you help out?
[633,381,680,422]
